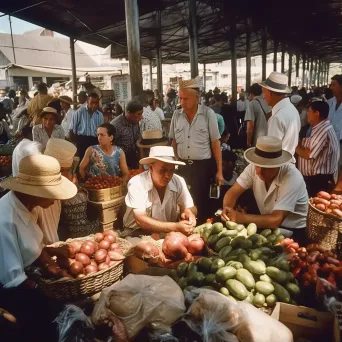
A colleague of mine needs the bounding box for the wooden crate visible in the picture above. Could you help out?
[87,184,126,202]
[88,196,125,224]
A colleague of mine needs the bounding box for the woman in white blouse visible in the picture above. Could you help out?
[32,107,65,148]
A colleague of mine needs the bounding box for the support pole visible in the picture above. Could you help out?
[9,16,16,64]
[326,62,330,84]
[156,10,163,96]
[69,37,77,110]
[281,46,285,73]
[245,18,252,90]
[317,60,322,87]
[309,57,313,87]
[124,0,143,97]
[288,52,293,86]
[230,19,237,107]
[261,28,267,81]
[314,60,318,86]
[149,59,153,90]
[295,53,300,85]
[188,0,199,78]
[301,54,306,88]
[203,63,206,92]
[273,40,278,71]
[306,57,310,88]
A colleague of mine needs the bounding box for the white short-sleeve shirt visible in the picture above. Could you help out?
[123,171,194,232]
[237,164,308,229]
[0,191,44,288]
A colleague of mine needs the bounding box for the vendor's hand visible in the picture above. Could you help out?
[216,171,224,186]
[108,315,128,342]
[181,210,197,227]
[176,220,194,236]
[47,246,70,269]
[221,206,239,223]
[0,308,16,324]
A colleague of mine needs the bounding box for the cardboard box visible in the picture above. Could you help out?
[88,196,125,224]
[271,303,340,342]
[87,184,127,202]
[99,221,115,232]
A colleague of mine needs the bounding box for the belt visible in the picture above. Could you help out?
[179,158,212,165]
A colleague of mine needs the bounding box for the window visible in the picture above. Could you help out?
[46,77,70,87]
[12,76,29,91]
[206,76,213,81]
[32,77,42,87]
[221,74,228,79]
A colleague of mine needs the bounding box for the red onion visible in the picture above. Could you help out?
[80,243,95,257]
[110,243,120,250]
[104,234,116,244]
[98,263,109,271]
[75,253,91,266]
[162,232,189,259]
[188,238,204,255]
[67,245,76,258]
[85,264,98,275]
[103,229,116,237]
[94,233,104,243]
[94,249,107,263]
[135,241,159,259]
[99,240,111,250]
[108,250,125,261]
[69,261,84,276]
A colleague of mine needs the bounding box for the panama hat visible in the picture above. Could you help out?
[259,72,292,94]
[39,106,59,119]
[290,94,302,105]
[178,75,202,90]
[244,136,292,168]
[136,129,169,148]
[44,138,77,168]
[1,154,77,200]
[139,146,185,166]
[58,95,73,106]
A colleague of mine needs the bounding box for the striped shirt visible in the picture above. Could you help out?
[298,120,340,176]
[69,105,104,137]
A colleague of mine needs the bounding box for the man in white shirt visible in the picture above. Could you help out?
[123,146,197,238]
[12,126,44,176]
[221,136,308,243]
[260,72,300,160]
[59,95,75,138]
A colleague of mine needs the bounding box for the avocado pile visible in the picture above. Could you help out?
[171,222,300,309]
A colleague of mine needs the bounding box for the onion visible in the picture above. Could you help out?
[105,254,111,264]
[75,253,91,266]
[184,253,193,262]
[103,229,116,237]
[85,264,98,275]
[108,250,125,261]
[93,241,99,252]
[113,248,123,255]
[99,239,111,250]
[46,264,61,278]
[69,261,84,276]
[162,232,189,259]
[90,260,97,267]
[67,245,76,258]
[58,269,73,279]
[104,234,116,244]
[110,243,120,250]
[95,232,104,243]
[94,249,107,263]
[188,238,204,255]
[69,241,82,254]
[77,274,85,278]
[80,243,95,257]
[98,263,109,271]
[135,241,159,260]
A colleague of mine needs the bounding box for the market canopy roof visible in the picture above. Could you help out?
[1,0,341,64]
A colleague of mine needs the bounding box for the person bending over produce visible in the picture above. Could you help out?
[122,146,197,239]
[221,136,308,242]
[0,154,77,342]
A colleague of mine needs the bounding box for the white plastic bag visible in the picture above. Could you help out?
[91,274,185,339]
[183,289,293,342]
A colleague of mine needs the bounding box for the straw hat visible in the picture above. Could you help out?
[39,106,59,119]
[140,146,185,165]
[44,138,77,168]
[136,129,169,148]
[259,72,292,94]
[290,94,302,105]
[1,155,77,200]
[59,95,73,106]
[244,136,292,168]
[178,76,202,90]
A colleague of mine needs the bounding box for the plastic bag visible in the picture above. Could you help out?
[91,274,186,339]
[183,289,293,342]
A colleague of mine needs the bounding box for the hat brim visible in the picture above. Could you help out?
[1,175,78,200]
[244,147,292,168]
[136,137,169,148]
[139,156,185,166]
[259,82,292,94]
[59,98,74,106]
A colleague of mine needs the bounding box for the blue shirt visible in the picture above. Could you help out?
[327,97,342,141]
[216,113,225,135]
[69,105,104,137]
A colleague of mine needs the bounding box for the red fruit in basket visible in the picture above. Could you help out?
[69,241,82,254]
[99,240,111,250]
[94,249,107,263]
[77,274,85,279]
[104,234,116,244]
[103,229,116,237]
[67,245,76,258]
[105,254,111,264]
[108,250,125,261]
[95,233,103,243]
[69,261,84,277]
[110,243,120,250]
[85,264,98,275]
[98,263,109,271]
[90,259,97,267]
[58,269,73,279]
[75,253,91,266]
[80,243,95,257]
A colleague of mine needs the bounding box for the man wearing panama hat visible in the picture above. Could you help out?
[122,146,197,238]
[260,72,301,161]
[221,136,308,242]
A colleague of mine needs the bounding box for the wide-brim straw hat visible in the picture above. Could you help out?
[39,106,59,119]
[178,75,202,90]
[244,136,292,168]
[140,146,185,166]
[1,155,77,200]
[44,138,77,168]
[259,72,292,94]
[59,95,73,106]
[136,129,169,148]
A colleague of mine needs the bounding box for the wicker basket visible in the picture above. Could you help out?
[36,235,133,301]
[307,201,342,252]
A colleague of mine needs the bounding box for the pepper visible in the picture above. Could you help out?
[292,267,301,278]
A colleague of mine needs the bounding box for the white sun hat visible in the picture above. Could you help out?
[244,136,292,168]
[259,72,292,94]
[139,146,185,166]
[1,154,78,199]
[178,75,203,90]
[44,138,77,168]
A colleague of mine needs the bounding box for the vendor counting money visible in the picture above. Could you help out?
[221,136,308,242]
[122,146,197,238]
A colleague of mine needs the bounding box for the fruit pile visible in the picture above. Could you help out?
[171,222,300,309]
[310,191,342,218]
[0,156,11,167]
[128,169,144,179]
[84,174,123,190]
